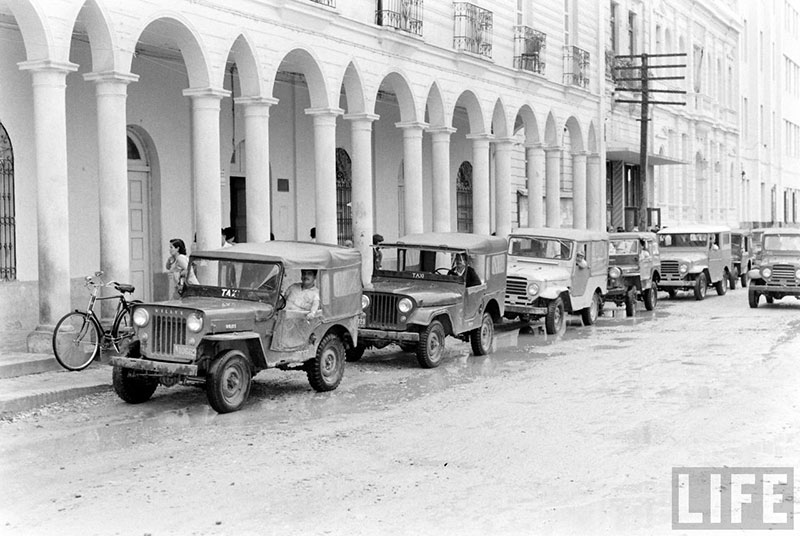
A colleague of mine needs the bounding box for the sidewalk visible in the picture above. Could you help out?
[0,329,112,417]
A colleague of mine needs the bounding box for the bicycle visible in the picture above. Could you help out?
[52,271,140,371]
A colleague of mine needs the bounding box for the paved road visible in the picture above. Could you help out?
[1,289,798,535]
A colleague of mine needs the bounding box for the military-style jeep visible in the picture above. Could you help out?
[606,232,661,316]
[504,228,609,334]
[657,225,734,300]
[747,228,800,308]
[110,242,363,413]
[351,233,507,368]
[731,229,757,287]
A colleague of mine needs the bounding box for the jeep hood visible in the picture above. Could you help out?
[147,296,275,323]
[759,254,800,265]
[660,251,707,265]
[507,261,570,283]
[365,280,461,307]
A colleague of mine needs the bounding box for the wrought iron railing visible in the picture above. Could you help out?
[513,25,546,74]
[376,0,423,36]
[453,2,493,58]
[308,0,335,7]
[563,45,590,88]
[611,54,638,90]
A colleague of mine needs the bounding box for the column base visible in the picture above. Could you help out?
[27,325,56,354]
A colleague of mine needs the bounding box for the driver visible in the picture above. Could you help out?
[284,269,320,320]
[450,253,481,287]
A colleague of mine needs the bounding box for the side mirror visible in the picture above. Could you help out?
[276,294,286,311]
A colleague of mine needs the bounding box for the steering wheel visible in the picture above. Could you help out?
[434,268,451,275]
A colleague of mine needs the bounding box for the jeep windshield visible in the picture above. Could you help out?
[609,239,639,256]
[374,247,475,283]
[186,257,282,301]
[658,233,709,248]
[762,235,800,253]
[509,236,572,260]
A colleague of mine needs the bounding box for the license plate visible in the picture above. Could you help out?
[357,315,365,327]
[173,344,196,358]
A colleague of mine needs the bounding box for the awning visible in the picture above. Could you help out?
[606,147,686,166]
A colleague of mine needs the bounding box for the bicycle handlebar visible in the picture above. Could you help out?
[83,272,135,294]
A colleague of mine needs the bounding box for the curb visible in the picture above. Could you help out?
[0,365,111,417]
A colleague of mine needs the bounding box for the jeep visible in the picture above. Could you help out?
[731,229,757,287]
[606,232,661,316]
[657,225,734,300]
[747,228,800,308]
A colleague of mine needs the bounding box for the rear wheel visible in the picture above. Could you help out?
[53,312,102,371]
[306,333,345,391]
[740,269,748,288]
[748,289,760,308]
[417,320,445,368]
[727,269,737,291]
[112,366,158,404]
[544,297,566,335]
[206,350,252,413]
[470,312,494,355]
[693,273,708,301]
[714,273,728,296]
[624,289,636,317]
[643,281,658,311]
[581,292,600,325]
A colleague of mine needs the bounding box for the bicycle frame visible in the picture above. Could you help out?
[81,276,134,353]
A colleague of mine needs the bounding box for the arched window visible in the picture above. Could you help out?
[456,161,473,233]
[0,122,15,281]
[336,148,352,243]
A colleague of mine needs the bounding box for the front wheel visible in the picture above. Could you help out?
[728,269,737,291]
[643,281,658,311]
[307,333,346,391]
[544,297,566,335]
[206,350,252,413]
[624,289,636,317]
[693,273,708,301]
[470,312,494,356]
[748,289,760,308]
[581,292,600,325]
[112,366,158,404]
[714,273,728,296]
[53,312,102,371]
[417,320,446,368]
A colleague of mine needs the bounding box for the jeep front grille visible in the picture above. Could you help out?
[768,264,800,287]
[661,260,680,275]
[152,312,187,355]
[505,276,528,296]
[364,293,400,328]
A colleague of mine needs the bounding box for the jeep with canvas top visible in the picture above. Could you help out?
[657,225,734,300]
[606,231,661,316]
[747,228,800,308]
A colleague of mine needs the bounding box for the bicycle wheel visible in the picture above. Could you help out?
[53,312,102,371]
[111,301,139,355]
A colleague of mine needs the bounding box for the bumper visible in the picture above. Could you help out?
[658,279,692,289]
[110,356,199,376]
[749,284,800,295]
[358,328,420,343]
[504,303,547,315]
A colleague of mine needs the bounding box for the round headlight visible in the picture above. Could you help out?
[398,298,413,314]
[133,308,149,327]
[186,313,203,333]
[679,263,689,274]
[761,267,772,279]
[361,295,370,309]
[609,267,622,279]
[528,283,540,296]
[795,269,800,279]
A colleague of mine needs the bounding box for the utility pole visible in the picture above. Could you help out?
[612,52,687,230]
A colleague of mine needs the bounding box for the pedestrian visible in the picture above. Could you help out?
[166,238,191,299]
[221,227,235,247]
[372,233,384,270]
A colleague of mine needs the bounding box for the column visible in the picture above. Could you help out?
[345,113,378,284]
[467,133,493,235]
[306,107,343,245]
[183,87,229,252]
[396,121,427,235]
[236,96,278,243]
[494,138,514,237]
[572,151,588,229]
[545,146,562,228]
[526,144,545,228]
[18,60,77,336]
[84,71,138,317]
[429,127,456,232]
[587,153,602,230]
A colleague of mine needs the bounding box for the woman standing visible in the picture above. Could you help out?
[166,238,190,299]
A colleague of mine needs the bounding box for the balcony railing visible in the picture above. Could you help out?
[513,25,546,74]
[309,0,335,6]
[611,54,639,90]
[563,45,590,88]
[453,2,493,58]
[376,0,423,36]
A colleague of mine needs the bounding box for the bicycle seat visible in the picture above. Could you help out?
[115,283,135,294]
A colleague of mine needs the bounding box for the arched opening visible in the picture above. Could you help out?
[127,128,153,300]
[336,147,352,243]
[456,161,474,232]
[0,122,15,281]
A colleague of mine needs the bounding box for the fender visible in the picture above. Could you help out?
[539,285,570,301]
[687,264,708,275]
[407,306,453,329]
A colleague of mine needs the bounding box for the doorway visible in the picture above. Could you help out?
[127,133,151,301]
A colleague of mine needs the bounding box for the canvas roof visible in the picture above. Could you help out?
[657,225,731,235]
[385,232,507,255]
[511,228,610,242]
[191,241,362,270]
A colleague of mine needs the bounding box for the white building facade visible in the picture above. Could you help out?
[0,0,607,338]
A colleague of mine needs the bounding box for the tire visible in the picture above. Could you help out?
[470,312,494,356]
[714,273,728,296]
[416,320,446,368]
[728,269,737,291]
[693,273,708,301]
[643,281,658,311]
[345,343,366,362]
[306,333,346,392]
[544,297,566,335]
[112,366,158,404]
[624,289,636,317]
[581,292,600,325]
[748,289,760,308]
[206,350,252,413]
[52,312,102,371]
[740,270,748,288]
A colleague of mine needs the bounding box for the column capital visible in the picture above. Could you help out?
[344,112,380,123]
[571,150,590,158]
[18,59,78,74]
[395,121,429,131]
[587,152,602,161]
[466,132,494,141]
[492,137,516,147]
[427,126,457,136]
[544,146,562,154]
[182,86,230,100]
[234,95,279,108]
[82,70,139,85]
[524,142,545,150]
[305,106,344,118]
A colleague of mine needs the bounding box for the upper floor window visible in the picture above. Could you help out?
[564,45,590,88]
[514,25,546,75]
[376,0,423,36]
[628,11,636,55]
[609,1,618,53]
[453,3,493,58]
